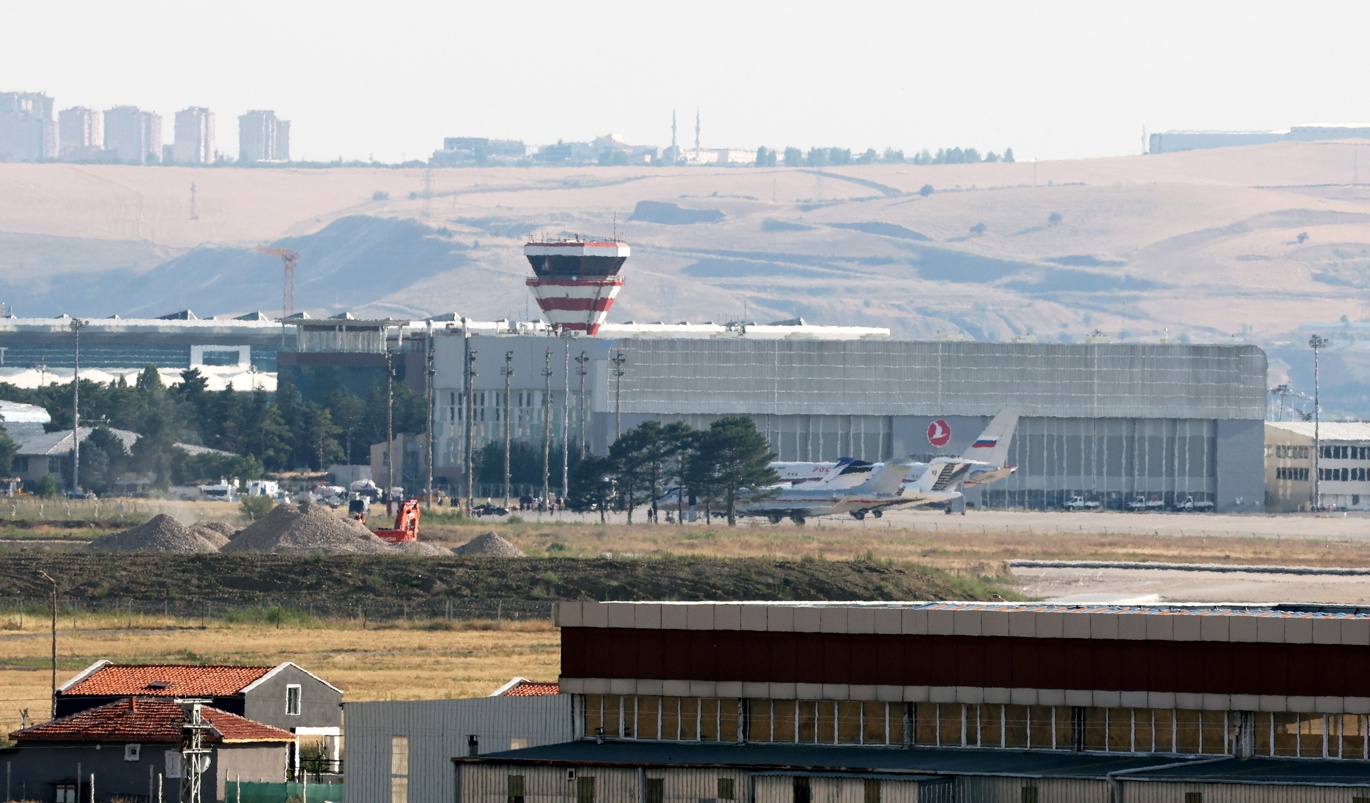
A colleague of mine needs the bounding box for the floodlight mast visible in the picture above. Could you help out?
[1310,334,1328,510]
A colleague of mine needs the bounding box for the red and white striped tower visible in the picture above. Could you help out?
[524,239,628,335]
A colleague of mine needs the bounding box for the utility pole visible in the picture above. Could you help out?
[1311,334,1328,510]
[39,570,56,720]
[611,349,627,441]
[541,348,552,508]
[70,319,84,496]
[502,351,513,508]
[462,323,477,516]
[425,322,434,509]
[562,338,570,500]
[575,351,589,459]
[385,334,395,496]
[178,699,211,803]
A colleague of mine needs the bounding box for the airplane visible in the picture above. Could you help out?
[737,460,914,525]
[769,410,1020,498]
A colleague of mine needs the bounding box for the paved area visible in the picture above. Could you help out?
[1009,564,1370,606]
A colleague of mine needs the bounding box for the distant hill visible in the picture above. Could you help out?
[2,145,1370,411]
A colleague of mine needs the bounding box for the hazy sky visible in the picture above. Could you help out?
[6,0,1368,163]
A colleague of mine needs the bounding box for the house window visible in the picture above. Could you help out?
[391,735,409,803]
[124,743,141,761]
[54,784,77,803]
[1184,794,1202,803]
[576,776,595,803]
[14,457,27,472]
[864,778,881,803]
[718,778,735,800]
[286,684,301,715]
[509,738,527,750]
[507,774,526,803]
[645,778,664,803]
[165,750,183,778]
[1021,787,1039,803]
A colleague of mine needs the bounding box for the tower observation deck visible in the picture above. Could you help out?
[524,239,628,335]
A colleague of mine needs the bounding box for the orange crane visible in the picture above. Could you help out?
[256,246,298,318]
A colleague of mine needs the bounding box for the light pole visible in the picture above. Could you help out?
[502,351,513,508]
[462,325,477,516]
[70,319,85,495]
[541,348,552,509]
[1310,334,1328,510]
[575,351,589,459]
[38,570,56,720]
[611,349,626,441]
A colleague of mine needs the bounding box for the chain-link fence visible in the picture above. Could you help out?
[1,595,553,625]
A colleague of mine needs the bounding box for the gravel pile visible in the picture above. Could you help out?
[222,502,393,554]
[190,521,236,548]
[91,514,220,554]
[453,531,525,557]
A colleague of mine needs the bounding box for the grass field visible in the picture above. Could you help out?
[0,613,559,739]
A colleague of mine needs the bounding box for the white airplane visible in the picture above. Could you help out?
[770,410,1020,497]
[738,460,914,525]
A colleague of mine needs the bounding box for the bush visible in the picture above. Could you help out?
[240,494,275,521]
[372,190,390,201]
[918,184,934,197]
[34,474,58,498]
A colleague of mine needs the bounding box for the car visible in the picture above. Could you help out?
[1064,496,1101,511]
[65,490,97,500]
[1126,495,1165,512]
[473,504,510,517]
[1174,495,1215,512]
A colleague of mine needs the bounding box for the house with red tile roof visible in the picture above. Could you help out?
[56,659,343,774]
[4,697,292,803]
[489,676,560,697]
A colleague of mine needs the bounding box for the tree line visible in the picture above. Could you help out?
[755,146,1015,167]
[0,367,427,494]
[567,417,779,526]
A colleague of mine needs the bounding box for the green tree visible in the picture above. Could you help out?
[568,455,616,523]
[1003,147,1015,163]
[689,416,777,526]
[33,473,58,498]
[0,428,17,474]
[783,147,803,166]
[918,184,934,197]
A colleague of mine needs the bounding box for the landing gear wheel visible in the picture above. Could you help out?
[850,510,867,521]
[790,515,806,526]
[872,509,883,518]
[768,514,783,524]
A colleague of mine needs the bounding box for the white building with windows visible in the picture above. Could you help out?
[1265,421,1370,511]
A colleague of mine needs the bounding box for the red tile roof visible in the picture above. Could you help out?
[61,664,274,698]
[10,697,294,744]
[502,680,560,697]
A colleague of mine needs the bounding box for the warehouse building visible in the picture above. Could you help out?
[1266,421,1370,512]
[448,601,1370,802]
[430,326,1267,512]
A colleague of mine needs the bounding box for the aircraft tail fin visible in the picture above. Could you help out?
[815,457,857,486]
[961,409,1019,467]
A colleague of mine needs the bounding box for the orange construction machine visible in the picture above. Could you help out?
[366,499,421,543]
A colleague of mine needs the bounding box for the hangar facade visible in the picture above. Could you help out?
[430,328,1267,512]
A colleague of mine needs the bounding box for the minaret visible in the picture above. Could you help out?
[694,107,701,156]
[671,108,677,162]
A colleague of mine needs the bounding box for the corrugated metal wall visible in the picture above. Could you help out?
[1120,780,1370,803]
[460,765,641,802]
[344,696,572,803]
[956,776,1111,803]
[753,774,926,803]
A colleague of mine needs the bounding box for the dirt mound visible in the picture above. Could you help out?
[390,540,451,556]
[190,523,233,548]
[453,532,525,557]
[91,514,219,554]
[222,502,392,555]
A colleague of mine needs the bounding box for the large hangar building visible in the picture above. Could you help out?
[430,324,1267,512]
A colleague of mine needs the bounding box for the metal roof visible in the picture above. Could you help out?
[457,740,1211,779]
[1267,421,1370,441]
[1126,757,1370,786]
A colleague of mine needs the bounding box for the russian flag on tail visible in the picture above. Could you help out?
[971,437,998,449]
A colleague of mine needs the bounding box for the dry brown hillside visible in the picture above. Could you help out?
[1,142,1368,351]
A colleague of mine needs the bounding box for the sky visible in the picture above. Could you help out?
[6,0,1369,163]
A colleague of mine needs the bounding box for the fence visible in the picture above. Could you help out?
[232,780,344,803]
[0,595,553,625]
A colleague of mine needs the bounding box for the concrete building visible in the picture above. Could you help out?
[238,110,289,163]
[103,106,162,164]
[0,313,284,373]
[431,136,527,166]
[1149,125,1370,154]
[172,106,215,164]
[0,91,57,162]
[452,600,1370,802]
[429,326,1267,512]
[1265,420,1370,511]
[57,106,101,159]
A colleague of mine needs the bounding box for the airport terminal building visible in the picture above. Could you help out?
[430,325,1267,512]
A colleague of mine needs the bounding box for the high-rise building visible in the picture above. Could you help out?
[58,107,101,160]
[172,107,215,164]
[103,106,162,164]
[238,110,290,163]
[0,92,57,162]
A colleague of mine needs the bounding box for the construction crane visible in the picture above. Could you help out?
[256,246,298,318]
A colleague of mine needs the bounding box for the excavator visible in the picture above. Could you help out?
[349,498,420,543]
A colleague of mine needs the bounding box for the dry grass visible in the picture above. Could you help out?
[0,614,559,737]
